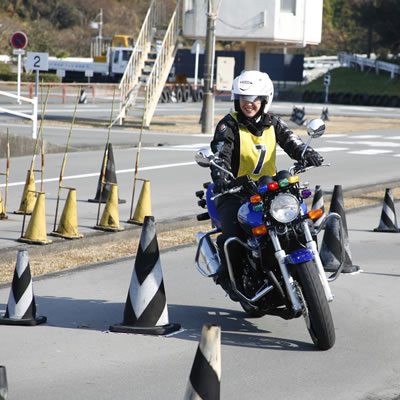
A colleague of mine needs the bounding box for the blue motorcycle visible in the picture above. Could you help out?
[194,119,344,350]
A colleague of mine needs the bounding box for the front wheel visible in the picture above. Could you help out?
[296,261,335,350]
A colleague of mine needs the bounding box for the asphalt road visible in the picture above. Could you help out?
[0,98,400,399]
[1,204,400,400]
[1,126,400,252]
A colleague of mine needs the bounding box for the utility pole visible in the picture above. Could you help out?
[201,0,216,134]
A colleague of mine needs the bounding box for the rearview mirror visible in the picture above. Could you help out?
[195,148,213,167]
[307,118,325,138]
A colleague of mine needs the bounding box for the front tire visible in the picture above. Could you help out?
[296,261,335,350]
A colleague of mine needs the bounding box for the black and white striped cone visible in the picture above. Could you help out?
[79,88,87,104]
[0,366,7,400]
[0,249,47,326]
[374,188,400,233]
[184,324,221,400]
[311,185,326,230]
[109,216,180,335]
[321,107,329,121]
[320,185,360,274]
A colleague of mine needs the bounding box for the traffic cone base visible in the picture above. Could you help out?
[109,322,180,335]
[18,192,52,245]
[94,184,124,232]
[94,224,124,232]
[128,180,152,225]
[0,249,47,326]
[51,189,84,239]
[50,231,84,239]
[14,170,37,214]
[0,315,47,326]
[109,216,180,336]
[374,188,400,233]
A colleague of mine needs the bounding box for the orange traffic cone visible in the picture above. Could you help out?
[18,192,52,245]
[128,179,152,225]
[51,188,83,239]
[14,169,37,214]
[94,184,124,232]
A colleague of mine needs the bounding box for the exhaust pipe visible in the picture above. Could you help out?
[195,231,221,277]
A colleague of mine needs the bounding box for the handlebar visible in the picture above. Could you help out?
[290,162,331,175]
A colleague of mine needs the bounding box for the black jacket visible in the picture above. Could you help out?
[210,112,308,180]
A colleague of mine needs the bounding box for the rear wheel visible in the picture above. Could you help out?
[296,261,335,350]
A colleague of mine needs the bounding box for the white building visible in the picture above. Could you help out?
[182,0,323,69]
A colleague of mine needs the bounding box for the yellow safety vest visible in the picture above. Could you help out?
[231,112,276,181]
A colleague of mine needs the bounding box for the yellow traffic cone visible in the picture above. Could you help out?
[94,184,124,232]
[14,170,37,215]
[128,179,152,225]
[51,189,83,239]
[0,191,7,220]
[18,192,52,245]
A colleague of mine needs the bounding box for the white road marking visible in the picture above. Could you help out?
[348,149,393,155]
[0,161,196,188]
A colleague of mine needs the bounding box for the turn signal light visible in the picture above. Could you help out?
[268,182,279,191]
[278,178,289,188]
[252,225,268,235]
[289,175,299,184]
[308,209,323,220]
[250,194,262,203]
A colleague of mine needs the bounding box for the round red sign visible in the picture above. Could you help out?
[11,31,28,49]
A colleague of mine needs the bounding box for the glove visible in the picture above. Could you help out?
[213,178,229,194]
[304,149,324,166]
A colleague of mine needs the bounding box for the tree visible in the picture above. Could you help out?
[356,0,400,58]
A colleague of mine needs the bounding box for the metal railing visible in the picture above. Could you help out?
[117,0,164,123]
[0,91,38,138]
[338,52,400,79]
[143,0,181,127]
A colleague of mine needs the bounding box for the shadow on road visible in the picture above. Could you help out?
[0,296,315,351]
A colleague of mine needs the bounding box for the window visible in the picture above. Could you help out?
[281,0,296,14]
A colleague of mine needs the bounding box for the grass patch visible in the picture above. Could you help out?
[294,67,400,96]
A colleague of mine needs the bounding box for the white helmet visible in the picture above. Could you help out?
[232,70,274,113]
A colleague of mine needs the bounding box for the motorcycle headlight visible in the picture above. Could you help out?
[270,193,300,223]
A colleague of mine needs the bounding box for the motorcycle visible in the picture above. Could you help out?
[194,118,345,350]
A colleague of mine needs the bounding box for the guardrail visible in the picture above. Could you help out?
[338,52,400,79]
[0,90,37,138]
[304,56,341,70]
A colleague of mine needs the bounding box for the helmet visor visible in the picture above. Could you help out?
[233,94,267,103]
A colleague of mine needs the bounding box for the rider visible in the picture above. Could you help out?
[210,70,324,300]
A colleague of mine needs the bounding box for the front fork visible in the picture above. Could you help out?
[269,211,345,313]
[268,230,304,313]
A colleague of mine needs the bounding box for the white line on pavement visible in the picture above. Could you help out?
[0,161,196,188]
